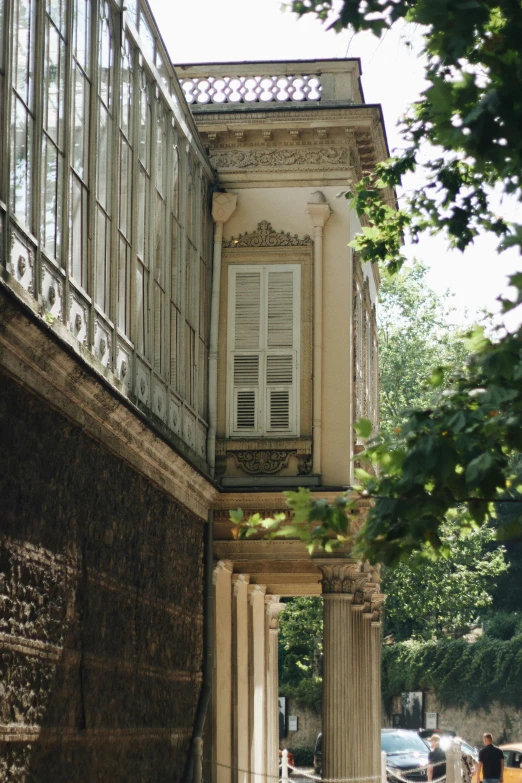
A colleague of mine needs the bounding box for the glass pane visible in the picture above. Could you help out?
[71,64,90,179]
[119,136,132,239]
[136,263,148,354]
[46,0,66,36]
[12,0,35,105]
[118,236,130,334]
[73,0,90,74]
[170,216,178,303]
[10,97,32,226]
[171,146,179,217]
[138,77,150,169]
[125,0,137,25]
[154,192,165,283]
[137,166,147,261]
[169,302,177,388]
[98,4,112,108]
[153,280,163,374]
[95,206,110,312]
[41,134,63,261]
[69,175,87,288]
[96,103,111,210]
[119,38,132,139]
[43,20,66,149]
[139,9,154,63]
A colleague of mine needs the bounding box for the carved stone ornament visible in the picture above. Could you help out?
[210,146,348,170]
[120,360,127,378]
[17,255,26,277]
[48,286,56,307]
[223,220,312,249]
[229,449,295,475]
[316,562,371,596]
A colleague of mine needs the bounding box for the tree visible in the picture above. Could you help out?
[278,597,323,710]
[382,516,507,641]
[378,261,469,438]
[232,0,522,566]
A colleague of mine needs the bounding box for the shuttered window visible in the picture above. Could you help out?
[227,264,300,437]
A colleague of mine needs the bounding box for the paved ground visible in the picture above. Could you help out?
[290,767,317,783]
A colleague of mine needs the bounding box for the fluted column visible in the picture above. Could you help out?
[316,560,385,783]
[370,594,386,779]
[316,561,357,782]
[248,584,267,783]
[266,598,285,783]
[213,561,233,783]
[232,575,250,783]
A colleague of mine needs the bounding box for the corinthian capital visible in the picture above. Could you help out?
[315,560,371,597]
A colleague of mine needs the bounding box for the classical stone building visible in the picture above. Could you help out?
[0,0,387,780]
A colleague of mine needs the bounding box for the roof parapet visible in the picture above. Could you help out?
[176,59,364,109]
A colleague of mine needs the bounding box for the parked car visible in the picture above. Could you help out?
[382,729,431,783]
[500,744,522,783]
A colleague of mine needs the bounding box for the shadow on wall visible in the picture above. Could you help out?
[0,370,205,781]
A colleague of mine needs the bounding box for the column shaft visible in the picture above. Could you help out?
[213,562,233,783]
[323,594,354,781]
[232,575,250,783]
[249,586,267,783]
[371,622,382,778]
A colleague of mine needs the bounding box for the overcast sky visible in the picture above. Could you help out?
[149,0,521,325]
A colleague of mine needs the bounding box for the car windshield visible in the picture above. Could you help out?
[382,733,429,755]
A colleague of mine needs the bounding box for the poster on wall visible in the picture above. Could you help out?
[401,692,424,729]
[278,697,286,738]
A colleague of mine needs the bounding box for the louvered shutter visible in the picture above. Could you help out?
[227,264,300,437]
[265,268,299,435]
[229,269,261,435]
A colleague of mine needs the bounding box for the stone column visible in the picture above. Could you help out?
[248,584,267,783]
[370,593,386,779]
[213,561,233,783]
[316,561,357,783]
[266,597,284,783]
[316,560,383,783]
[232,574,250,783]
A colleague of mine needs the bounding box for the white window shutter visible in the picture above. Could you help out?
[227,264,300,437]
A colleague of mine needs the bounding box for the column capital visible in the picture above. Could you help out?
[315,559,370,597]
[247,584,267,604]
[213,559,233,584]
[307,193,331,229]
[370,592,387,622]
[212,191,237,225]
[232,573,250,595]
[265,597,285,629]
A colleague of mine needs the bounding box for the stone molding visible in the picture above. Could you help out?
[0,281,218,521]
[229,449,294,475]
[248,584,267,604]
[217,437,313,477]
[232,573,250,594]
[265,598,285,629]
[210,146,349,170]
[223,220,312,248]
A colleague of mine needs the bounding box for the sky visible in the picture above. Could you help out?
[149,0,521,325]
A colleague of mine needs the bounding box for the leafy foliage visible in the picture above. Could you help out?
[278,597,323,712]
[378,261,469,438]
[382,630,522,712]
[382,517,507,641]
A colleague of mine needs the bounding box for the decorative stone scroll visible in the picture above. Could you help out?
[210,146,349,170]
[223,220,312,249]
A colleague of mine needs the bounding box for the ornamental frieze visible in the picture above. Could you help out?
[229,449,296,475]
[223,220,312,248]
[210,146,349,170]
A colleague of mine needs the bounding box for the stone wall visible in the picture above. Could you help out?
[391,694,522,748]
[281,700,321,751]
[0,369,205,781]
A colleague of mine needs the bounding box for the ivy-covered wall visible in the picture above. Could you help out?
[0,369,205,781]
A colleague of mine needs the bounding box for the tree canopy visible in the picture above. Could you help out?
[232,0,522,566]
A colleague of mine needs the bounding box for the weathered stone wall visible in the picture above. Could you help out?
[0,368,205,781]
[390,694,522,747]
[281,700,321,751]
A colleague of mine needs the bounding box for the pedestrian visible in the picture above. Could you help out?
[477,733,504,783]
[427,735,447,782]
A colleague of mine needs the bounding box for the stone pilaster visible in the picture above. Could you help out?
[265,597,284,783]
[213,561,234,783]
[232,574,250,783]
[248,584,267,783]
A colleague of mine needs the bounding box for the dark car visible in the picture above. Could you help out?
[382,729,431,783]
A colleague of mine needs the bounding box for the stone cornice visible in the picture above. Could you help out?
[0,279,219,521]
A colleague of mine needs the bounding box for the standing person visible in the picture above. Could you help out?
[477,733,504,783]
[428,735,447,782]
